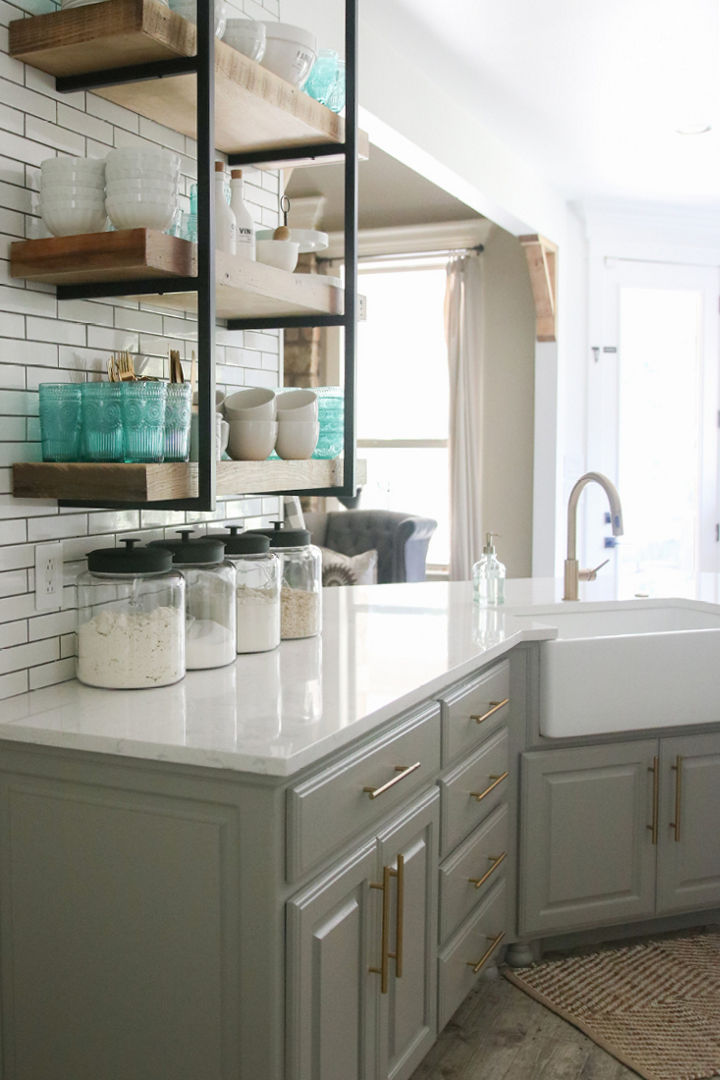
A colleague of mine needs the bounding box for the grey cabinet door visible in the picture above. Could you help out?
[520,741,658,935]
[286,843,378,1080]
[376,790,439,1080]
[657,732,720,913]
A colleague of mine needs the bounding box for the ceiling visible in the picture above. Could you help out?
[389,0,720,209]
[286,145,477,232]
[290,0,720,225]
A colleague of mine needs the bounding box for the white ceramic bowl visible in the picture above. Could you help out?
[223,386,276,420]
[192,389,226,412]
[106,197,177,231]
[275,388,318,421]
[41,204,108,236]
[227,419,278,461]
[41,188,106,206]
[223,18,266,61]
[168,0,227,37]
[256,238,299,272]
[275,419,319,460]
[106,178,179,198]
[40,182,106,200]
[105,148,181,180]
[259,22,317,87]
[41,156,105,176]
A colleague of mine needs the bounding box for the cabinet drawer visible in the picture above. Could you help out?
[438,878,507,1031]
[439,660,510,764]
[439,727,509,856]
[287,702,441,880]
[439,803,509,944]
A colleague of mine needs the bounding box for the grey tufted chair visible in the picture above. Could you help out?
[304,509,438,584]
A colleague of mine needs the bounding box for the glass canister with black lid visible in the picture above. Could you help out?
[150,529,236,670]
[219,526,281,653]
[262,522,322,639]
[76,538,185,689]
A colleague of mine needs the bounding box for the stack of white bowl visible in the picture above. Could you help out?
[39,156,107,237]
[224,388,278,461]
[105,147,181,232]
[275,389,319,459]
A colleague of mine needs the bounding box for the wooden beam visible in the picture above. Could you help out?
[519,234,558,343]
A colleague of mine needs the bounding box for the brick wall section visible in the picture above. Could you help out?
[0,0,283,700]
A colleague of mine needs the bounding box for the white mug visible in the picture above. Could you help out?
[189,410,230,461]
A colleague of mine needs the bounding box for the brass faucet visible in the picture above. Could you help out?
[563,471,624,601]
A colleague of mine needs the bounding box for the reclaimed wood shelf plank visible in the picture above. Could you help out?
[9,229,195,285]
[9,0,369,162]
[10,232,344,318]
[12,459,351,503]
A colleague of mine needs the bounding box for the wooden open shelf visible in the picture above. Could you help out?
[13,458,355,504]
[9,0,369,163]
[10,230,344,319]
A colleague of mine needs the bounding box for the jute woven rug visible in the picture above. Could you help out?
[503,929,720,1080]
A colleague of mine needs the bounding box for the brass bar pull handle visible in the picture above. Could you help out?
[369,865,392,994]
[466,931,506,975]
[647,755,659,845]
[470,771,509,802]
[470,698,509,725]
[670,755,683,842]
[363,762,421,800]
[392,854,404,978]
[468,851,507,889]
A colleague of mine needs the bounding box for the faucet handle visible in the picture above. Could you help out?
[578,558,610,582]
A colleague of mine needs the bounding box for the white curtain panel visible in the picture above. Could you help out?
[444,253,485,580]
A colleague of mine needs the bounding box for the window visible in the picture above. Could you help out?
[355,258,449,570]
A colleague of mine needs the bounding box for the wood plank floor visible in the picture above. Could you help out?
[410,971,639,1080]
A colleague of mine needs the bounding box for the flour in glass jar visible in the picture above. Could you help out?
[77,606,184,688]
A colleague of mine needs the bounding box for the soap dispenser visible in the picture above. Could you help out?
[472,533,506,606]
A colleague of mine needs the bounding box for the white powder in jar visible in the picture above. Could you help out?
[186,617,236,669]
[77,605,184,688]
[280,586,320,639]
[236,584,280,653]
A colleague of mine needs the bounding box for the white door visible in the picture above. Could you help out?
[587,259,720,594]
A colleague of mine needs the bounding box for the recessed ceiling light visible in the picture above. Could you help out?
[674,122,713,135]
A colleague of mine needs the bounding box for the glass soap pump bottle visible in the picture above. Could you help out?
[472,532,506,606]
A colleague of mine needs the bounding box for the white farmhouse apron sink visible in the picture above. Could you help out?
[511,600,720,737]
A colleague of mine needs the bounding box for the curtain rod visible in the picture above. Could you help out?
[319,244,484,265]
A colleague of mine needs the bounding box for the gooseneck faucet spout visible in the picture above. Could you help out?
[564,471,624,601]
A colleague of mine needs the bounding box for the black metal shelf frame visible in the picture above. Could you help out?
[51,0,359,511]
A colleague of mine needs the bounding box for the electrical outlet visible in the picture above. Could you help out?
[35,541,64,612]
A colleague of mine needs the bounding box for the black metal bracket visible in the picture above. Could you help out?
[57,277,199,301]
[56,56,198,94]
[228,142,346,168]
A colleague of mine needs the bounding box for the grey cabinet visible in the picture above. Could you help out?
[286,790,439,1080]
[657,732,720,913]
[520,732,720,937]
[519,741,657,936]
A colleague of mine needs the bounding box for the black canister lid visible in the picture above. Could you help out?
[87,537,173,575]
[268,527,311,549]
[219,527,271,556]
[246,521,311,548]
[149,528,226,565]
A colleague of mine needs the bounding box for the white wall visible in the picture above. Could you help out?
[0,0,284,700]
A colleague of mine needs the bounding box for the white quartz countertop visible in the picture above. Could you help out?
[2,576,720,777]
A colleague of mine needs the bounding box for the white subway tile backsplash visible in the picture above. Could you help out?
[24,115,85,157]
[0,283,56,317]
[0,637,59,676]
[0,669,27,698]
[27,514,88,543]
[28,657,75,690]
[0,567,26,596]
[0,619,27,648]
[26,316,85,346]
[0,519,26,546]
[28,608,77,641]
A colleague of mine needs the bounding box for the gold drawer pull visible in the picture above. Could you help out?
[470,698,509,725]
[468,851,507,889]
[647,755,659,845]
[369,855,404,993]
[670,755,683,842]
[363,762,421,800]
[470,771,509,802]
[466,931,506,975]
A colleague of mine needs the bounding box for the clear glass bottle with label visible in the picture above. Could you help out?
[214,161,237,255]
[230,168,256,260]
